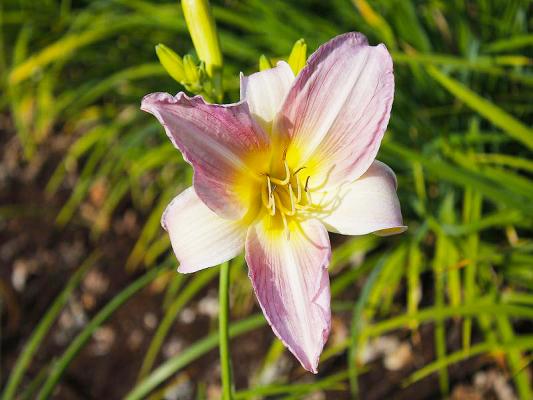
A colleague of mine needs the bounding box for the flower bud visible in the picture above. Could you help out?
[259,55,272,71]
[181,0,223,77]
[155,44,186,83]
[288,39,307,75]
[183,54,200,84]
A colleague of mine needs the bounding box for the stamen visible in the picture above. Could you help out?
[269,160,291,186]
[261,158,312,222]
[288,184,296,215]
[306,190,312,205]
[274,192,294,216]
[293,166,306,175]
[269,197,276,215]
[266,177,276,215]
[294,174,302,203]
[266,176,272,195]
[261,181,270,210]
[304,176,312,205]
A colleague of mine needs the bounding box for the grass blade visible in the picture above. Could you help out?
[137,267,218,380]
[1,252,99,400]
[125,314,266,400]
[37,264,168,399]
[426,66,533,150]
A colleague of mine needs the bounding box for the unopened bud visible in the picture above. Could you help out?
[183,54,200,84]
[259,55,272,71]
[181,0,223,77]
[155,44,186,83]
[288,39,307,75]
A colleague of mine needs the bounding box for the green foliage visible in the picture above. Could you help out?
[1,0,531,398]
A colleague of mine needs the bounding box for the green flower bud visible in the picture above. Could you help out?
[183,54,200,84]
[288,38,307,75]
[181,0,223,77]
[155,44,186,83]
[259,54,272,71]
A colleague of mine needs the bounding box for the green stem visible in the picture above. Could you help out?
[219,262,233,399]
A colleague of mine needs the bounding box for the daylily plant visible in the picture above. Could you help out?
[142,32,406,373]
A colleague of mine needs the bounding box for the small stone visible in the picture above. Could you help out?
[81,293,96,310]
[12,260,30,291]
[474,369,517,400]
[83,269,109,295]
[179,307,196,324]
[162,378,193,400]
[451,385,482,400]
[359,335,400,364]
[198,295,218,318]
[91,326,116,356]
[384,342,413,371]
[143,312,158,330]
[163,337,184,359]
[128,329,144,350]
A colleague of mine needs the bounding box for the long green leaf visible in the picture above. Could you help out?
[37,264,168,399]
[125,314,266,400]
[1,252,99,400]
[426,66,533,150]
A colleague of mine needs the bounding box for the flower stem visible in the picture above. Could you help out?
[219,261,233,399]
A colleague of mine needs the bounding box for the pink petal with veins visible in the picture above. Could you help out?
[142,92,269,219]
[245,218,331,373]
[276,32,394,190]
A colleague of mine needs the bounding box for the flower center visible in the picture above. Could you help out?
[260,157,311,232]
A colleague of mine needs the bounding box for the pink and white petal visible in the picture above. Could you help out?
[275,32,394,189]
[162,187,246,273]
[316,161,406,236]
[142,92,270,220]
[240,61,295,133]
[245,218,331,373]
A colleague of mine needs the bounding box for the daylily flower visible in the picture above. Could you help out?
[141,32,406,373]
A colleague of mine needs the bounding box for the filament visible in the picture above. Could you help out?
[260,161,313,223]
[269,161,291,186]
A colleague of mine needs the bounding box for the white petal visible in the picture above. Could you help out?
[162,187,246,273]
[315,161,406,235]
[240,61,294,133]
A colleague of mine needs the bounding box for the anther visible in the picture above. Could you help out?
[304,176,310,192]
[293,166,306,175]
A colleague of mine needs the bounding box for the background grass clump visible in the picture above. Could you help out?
[1,0,532,399]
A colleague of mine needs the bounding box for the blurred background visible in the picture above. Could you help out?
[1,0,532,399]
